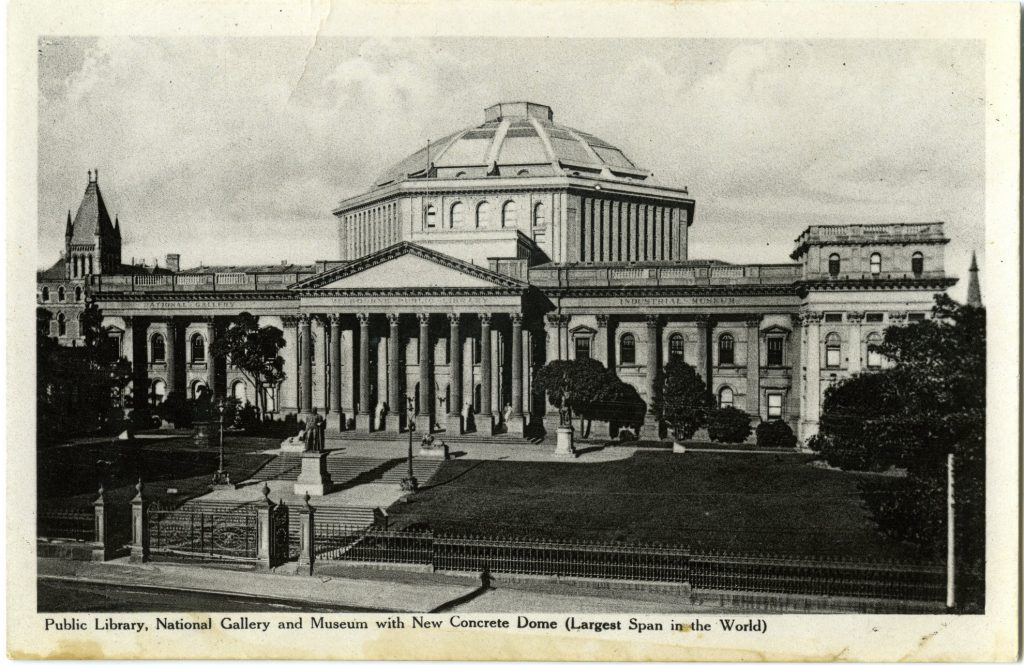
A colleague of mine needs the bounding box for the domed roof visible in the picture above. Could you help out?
[373,102,652,188]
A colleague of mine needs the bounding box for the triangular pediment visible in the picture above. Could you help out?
[294,242,526,292]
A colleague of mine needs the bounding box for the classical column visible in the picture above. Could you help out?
[544,314,560,362]
[203,319,217,398]
[355,313,371,431]
[559,315,571,360]
[745,316,761,421]
[479,313,493,435]
[165,318,181,398]
[298,314,313,416]
[847,311,864,371]
[447,313,463,434]
[507,313,525,436]
[328,314,343,430]
[387,313,401,431]
[594,315,610,368]
[693,315,711,385]
[416,313,432,432]
[641,315,661,439]
[801,312,823,442]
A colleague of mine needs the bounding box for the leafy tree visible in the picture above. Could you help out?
[708,406,753,443]
[533,358,612,435]
[210,312,285,420]
[654,356,713,441]
[755,419,797,448]
[808,294,985,610]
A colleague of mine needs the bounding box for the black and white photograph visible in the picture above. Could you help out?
[8,0,1020,660]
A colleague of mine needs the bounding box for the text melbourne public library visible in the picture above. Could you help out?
[37,101,958,443]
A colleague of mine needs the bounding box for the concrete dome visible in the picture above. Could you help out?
[373,102,652,188]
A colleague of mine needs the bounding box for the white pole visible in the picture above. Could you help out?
[946,452,955,609]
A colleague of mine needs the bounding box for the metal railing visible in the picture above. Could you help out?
[147,504,258,560]
[38,508,95,541]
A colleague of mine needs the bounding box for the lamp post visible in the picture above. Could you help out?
[212,401,231,486]
[400,396,418,492]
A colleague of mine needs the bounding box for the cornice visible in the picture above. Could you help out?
[299,287,525,297]
[796,277,958,295]
[540,284,800,298]
[90,291,298,302]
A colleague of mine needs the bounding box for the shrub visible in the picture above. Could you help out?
[755,419,797,448]
[157,393,192,428]
[707,407,752,443]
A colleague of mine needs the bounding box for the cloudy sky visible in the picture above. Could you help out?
[39,37,984,298]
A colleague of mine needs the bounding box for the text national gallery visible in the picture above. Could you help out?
[38,101,960,443]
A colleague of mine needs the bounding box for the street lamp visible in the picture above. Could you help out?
[212,401,231,486]
[400,396,418,492]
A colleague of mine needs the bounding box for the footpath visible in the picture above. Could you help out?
[38,557,695,614]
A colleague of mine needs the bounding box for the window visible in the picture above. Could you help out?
[870,252,882,275]
[767,337,784,366]
[824,313,843,323]
[574,336,591,360]
[450,202,465,227]
[866,332,883,368]
[767,393,783,420]
[56,313,66,336]
[619,334,636,364]
[191,334,206,363]
[908,312,926,322]
[231,380,247,402]
[911,251,924,276]
[151,334,166,363]
[476,201,491,227]
[74,286,83,302]
[191,381,206,399]
[425,205,437,228]
[414,383,421,415]
[718,333,735,365]
[865,312,884,323]
[669,333,684,359]
[41,286,49,302]
[825,332,841,368]
[58,286,66,302]
[501,201,517,228]
[828,253,840,277]
[719,386,734,408]
[533,202,546,227]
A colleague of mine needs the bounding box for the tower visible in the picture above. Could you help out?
[64,170,122,279]
[966,251,982,307]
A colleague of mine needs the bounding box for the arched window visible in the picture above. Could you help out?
[866,332,883,368]
[870,252,882,275]
[533,202,546,227]
[911,251,924,276]
[619,333,636,364]
[151,333,166,363]
[151,379,167,405]
[719,386,734,408]
[41,286,49,302]
[58,286,66,302]
[476,201,491,228]
[501,201,517,228]
[191,333,206,363]
[425,204,437,228]
[450,202,464,228]
[74,286,83,302]
[190,381,206,399]
[56,313,66,336]
[669,333,684,359]
[828,253,841,277]
[825,332,841,368]
[718,333,735,365]
[231,380,247,402]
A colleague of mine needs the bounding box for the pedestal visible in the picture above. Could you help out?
[505,415,526,436]
[554,426,576,457]
[293,452,334,496]
[476,413,495,436]
[419,444,450,460]
[279,436,305,455]
[415,414,433,434]
[446,414,463,435]
[640,416,661,441]
[355,413,373,432]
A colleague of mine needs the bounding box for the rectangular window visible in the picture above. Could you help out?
[867,348,882,368]
[767,337,784,366]
[865,312,884,323]
[826,346,841,368]
[767,393,783,420]
[823,313,843,323]
[575,337,591,361]
[908,312,926,322]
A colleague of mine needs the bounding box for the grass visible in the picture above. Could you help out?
[387,451,919,559]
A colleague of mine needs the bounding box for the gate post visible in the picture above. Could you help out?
[129,479,149,563]
[297,493,315,576]
[92,485,111,561]
[256,484,275,570]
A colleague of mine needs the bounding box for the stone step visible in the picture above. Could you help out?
[248,455,443,486]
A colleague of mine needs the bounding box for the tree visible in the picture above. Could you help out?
[210,312,285,419]
[808,294,985,609]
[533,358,612,436]
[654,356,713,441]
[707,406,753,443]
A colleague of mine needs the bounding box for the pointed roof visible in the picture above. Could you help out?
[68,172,116,243]
[966,251,982,307]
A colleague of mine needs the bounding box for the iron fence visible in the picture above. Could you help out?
[148,505,258,560]
[316,524,432,564]
[38,508,95,541]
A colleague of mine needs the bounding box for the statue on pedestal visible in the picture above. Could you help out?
[375,402,388,430]
[302,408,325,453]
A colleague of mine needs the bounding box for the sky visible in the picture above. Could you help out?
[38,37,984,299]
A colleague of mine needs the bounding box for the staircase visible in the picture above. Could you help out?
[247,454,444,487]
[327,429,545,446]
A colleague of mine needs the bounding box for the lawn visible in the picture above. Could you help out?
[386,451,919,559]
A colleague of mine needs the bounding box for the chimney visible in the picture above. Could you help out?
[166,254,180,272]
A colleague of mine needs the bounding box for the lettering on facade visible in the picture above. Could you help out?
[617,296,739,307]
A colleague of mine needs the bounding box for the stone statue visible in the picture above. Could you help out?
[558,398,571,428]
[375,401,387,430]
[303,408,325,452]
[502,403,513,425]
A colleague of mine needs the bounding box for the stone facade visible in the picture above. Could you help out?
[39,103,957,441]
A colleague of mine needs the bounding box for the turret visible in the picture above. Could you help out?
[966,251,982,307]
